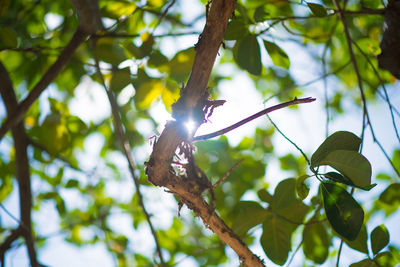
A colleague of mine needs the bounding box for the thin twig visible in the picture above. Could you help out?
[193,97,316,141]
[266,114,310,165]
[0,203,21,226]
[212,160,243,189]
[0,29,88,141]
[153,0,177,32]
[332,0,400,178]
[351,40,400,143]
[90,40,165,267]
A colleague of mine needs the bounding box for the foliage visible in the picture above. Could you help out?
[0,0,399,266]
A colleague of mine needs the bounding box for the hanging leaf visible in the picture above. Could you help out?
[321,182,364,241]
[0,27,18,48]
[225,19,248,40]
[324,172,376,191]
[343,225,369,254]
[254,5,269,22]
[296,175,311,200]
[311,131,361,168]
[168,47,196,82]
[307,3,328,17]
[0,0,11,17]
[318,150,372,188]
[263,40,290,69]
[234,35,262,75]
[302,223,330,264]
[94,39,126,65]
[379,183,400,204]
[231,201,270,236]
[110,67,132,92]
[349,259,378,267]
[260,213,291,265]
[371,225,390,255]
[272,178,309,224]
[374,252,398,267]
[257,189,273,203]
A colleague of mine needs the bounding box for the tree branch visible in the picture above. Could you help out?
[90,39,165,266]
[147,1,265,266]
[193,97,316,141]
[0,28,87,141]
[0,62,38,267]
[332,0,400,178]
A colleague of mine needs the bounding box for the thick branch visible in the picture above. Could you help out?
[0,62,38,267]
[147,1,265,266]
[193,97,316,141]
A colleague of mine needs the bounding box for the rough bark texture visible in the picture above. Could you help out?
[146,0,265,266]
[0,62,38,267]
[378,0,400,78]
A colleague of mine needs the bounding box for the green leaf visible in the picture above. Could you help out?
[225,19,248,40]
[318,150,372,188]
[0,0,11,17]
[349,259,378,267]
[101,0,136,19]
[272,178,309,224]
[234,35,262,75]
[307,3,327,17]
[296,175,310,200]
[168,47,196,82]
[232,201,269,236]
[0,27,18,48]
[374,252,398,267]
[254,5,269,22]
[94,40,126,65]
[65,179,80,188]
[311,131,361,168]
[261,213,291,265]
[302,223,330,264]
[371,225,390,255]
[110,67,132,92]
[344,225,369,254]
[321,182,364,241]
[263,41,290,69]
[324,172,376,191]
[257,189,273,203]
[379,183,400,204]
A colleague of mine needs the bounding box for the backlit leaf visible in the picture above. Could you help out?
[344,225,369,254]
[110,67,132,92]
[0,27,17,48]
[232,201,269,236]
[311,131,361,168]
[319,150,372,188]
[234,35,262,75]
[321,182,364,241]
[296,175,310,200]
[307,3,327,17]
[303,223,330,264]
[371,225,390,255]
[379,183,400,204]
[261,213,291,265]
[263,41,290,69]
[225,19,248,40]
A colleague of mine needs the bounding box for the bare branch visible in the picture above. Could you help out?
[193,97,316,141]
[147,1,266,265]
[332,0,400,178]
[90,39,165,267]
[0,62,38,267]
